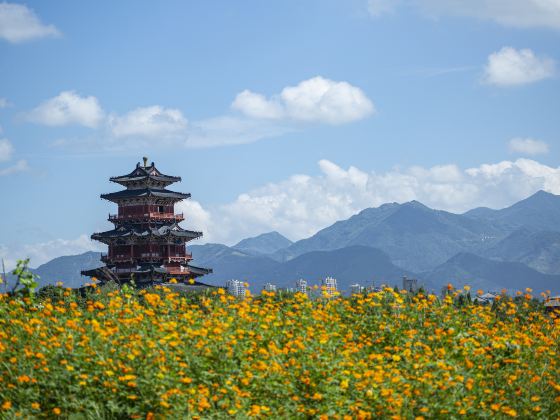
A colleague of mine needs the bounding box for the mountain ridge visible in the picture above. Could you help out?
[9,190,560,294]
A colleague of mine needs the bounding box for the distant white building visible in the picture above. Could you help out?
[263,283,277,292]
[322,277,338,297]
[350,283,364,295]
[402,276,418,293]
[226,279,246,298]
[295,279,308,295]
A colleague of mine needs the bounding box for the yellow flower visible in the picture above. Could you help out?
[53,407,61,415]
[1,401,11,410]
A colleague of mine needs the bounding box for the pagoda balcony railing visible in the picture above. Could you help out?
[103,254,133,263]
[165,254,192,263]
[102,253,192,263]
[108,213,184,222]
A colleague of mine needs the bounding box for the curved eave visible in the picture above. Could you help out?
[110,175,181,186]
[100,188,190,202]
[92,229,203,243]
[186,264,213,276]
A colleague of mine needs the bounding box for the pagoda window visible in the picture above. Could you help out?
[158,205,164,213]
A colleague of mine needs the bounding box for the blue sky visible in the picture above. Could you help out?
[0,0,559,267]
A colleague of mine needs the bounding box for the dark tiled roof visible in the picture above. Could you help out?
[110,164,181,185]
[92,223,202,241]
[101,188,190,201]
[185,264,213,276]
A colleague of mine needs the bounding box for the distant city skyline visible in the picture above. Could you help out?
[0,0,559,268]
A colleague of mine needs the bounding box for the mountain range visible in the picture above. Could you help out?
[9,190,560,295]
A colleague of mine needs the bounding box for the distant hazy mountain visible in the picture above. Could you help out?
[189,243,279,286]
[423,252,560,294]
[35,251,103,288]
[5,251,103,290]
[263,245,424,291]
[464,190,560,232]
[14,190,560,294]
[485,228,560,275]
[274,201,505,272]
[232,231,293,256]
[196,244,420,292]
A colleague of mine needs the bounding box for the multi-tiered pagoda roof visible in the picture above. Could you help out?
[81,158,213,287]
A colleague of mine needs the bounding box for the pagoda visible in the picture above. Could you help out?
[81,157,212,287]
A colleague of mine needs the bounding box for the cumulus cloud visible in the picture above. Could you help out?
[6,159,560,260]
[509,138,549,155]
[231,91,284,119]
[231,76,375,125]
[109,106,188,138]
[483,47,556,86]
[26,91,105,128]
[0,138,14,161]
[191,158,560,245]
[0,2,60,43]
[175,199,215,241]
[32,77,374,149]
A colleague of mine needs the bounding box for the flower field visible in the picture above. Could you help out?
[0,284,559,418]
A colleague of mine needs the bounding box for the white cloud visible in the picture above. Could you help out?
[231,90,284,119]
[0,234,102,270]
[483,47,556,86]
[0,138,14,161]
[368,0,400,17]
[189,158,560,245]
[26,91,105,128]
[5,159,560,263]
[0,2,60,43]
[109,106,188,138]
[509,138,549,155]
[36,77,373,150]
[0,159,28,176]
[175,199,215,242]
[232,76,375,125]
[419,0,560,30]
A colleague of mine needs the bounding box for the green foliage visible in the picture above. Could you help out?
[11,259,39,301]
